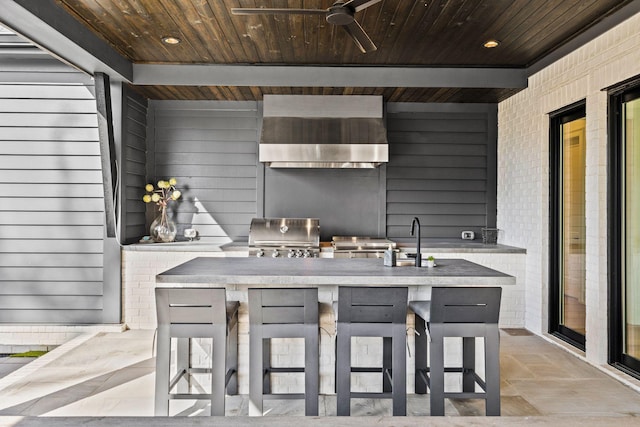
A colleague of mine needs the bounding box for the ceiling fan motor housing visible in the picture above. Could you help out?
[327,5,355,25]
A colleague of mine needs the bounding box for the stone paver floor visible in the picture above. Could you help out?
[0,329,640,420]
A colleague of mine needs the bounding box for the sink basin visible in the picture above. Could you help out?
[394,257,438,267]
[395,259,432,267]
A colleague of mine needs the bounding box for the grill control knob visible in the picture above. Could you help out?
[295,250,303,258]
[303,250,311,258]
[272,250,280,258]
[256,249,264,258]
[288,249,295,258]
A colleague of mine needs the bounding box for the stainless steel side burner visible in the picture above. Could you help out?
[248,218,320,258]
[331,236,396,259]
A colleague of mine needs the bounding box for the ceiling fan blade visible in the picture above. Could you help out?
[343,0,383,12]
[231,8,326,16]
[343,20,377,53]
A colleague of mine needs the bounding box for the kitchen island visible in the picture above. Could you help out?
[156,257,514,395]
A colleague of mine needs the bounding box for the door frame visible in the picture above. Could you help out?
[608,77,640,377]
[549,100,587,350]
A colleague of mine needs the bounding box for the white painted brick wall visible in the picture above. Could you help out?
[121,250,230,329]
[0,324,125,354]
[497,11,640,364]
[419,253,526,329]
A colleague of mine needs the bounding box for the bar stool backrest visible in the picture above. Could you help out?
[338,287,408,324]
[249,288,318,325]
[155,287,227,337]
[429,287,501,324]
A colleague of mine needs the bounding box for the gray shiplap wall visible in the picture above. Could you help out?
[0,36,105,323]
[148,101,259,243]
[386,103,497,239]
[121,86,148,244]
[145,101,497,242]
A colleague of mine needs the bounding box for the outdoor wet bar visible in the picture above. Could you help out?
[155,256,515,415]
[5,0,640,422]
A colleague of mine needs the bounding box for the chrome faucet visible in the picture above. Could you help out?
[410,217,421,267]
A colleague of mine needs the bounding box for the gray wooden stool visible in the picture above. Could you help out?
[154,287,239,416]
[409,286,502,416]
[248,288,319,416]
[335,286,408,416]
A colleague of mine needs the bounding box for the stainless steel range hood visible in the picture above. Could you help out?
[260,95,388,168]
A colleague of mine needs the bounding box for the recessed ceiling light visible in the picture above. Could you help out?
[161,36,181,45]
[483,39,499,48]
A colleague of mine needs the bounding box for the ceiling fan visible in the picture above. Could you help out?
[231,0,382,53]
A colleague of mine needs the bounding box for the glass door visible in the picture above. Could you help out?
[611,85,640,375]
[624,94,640,365]
[550,103,586,349]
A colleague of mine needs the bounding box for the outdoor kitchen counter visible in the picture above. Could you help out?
[123,239,525,254]
[156,256,514,286]
[154,257,515,395]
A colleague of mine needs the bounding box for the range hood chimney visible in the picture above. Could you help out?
[260,95,388,168]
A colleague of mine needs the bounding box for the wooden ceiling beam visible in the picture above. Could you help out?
[133,64,528,89]
[0,0,132,82]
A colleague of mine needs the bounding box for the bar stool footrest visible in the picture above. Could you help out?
[417,367,486,391]
[169,393,215,400]
[350,367,388,373]
[263,393,306,400]
[350,392,394,399]
[266,367,305,373]
[188,367,213,375]
[444,392,489,399]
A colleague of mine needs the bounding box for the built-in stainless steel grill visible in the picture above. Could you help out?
[248,218,320,258]
[331,236,397,258]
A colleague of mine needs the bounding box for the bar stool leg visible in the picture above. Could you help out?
[462,337,476,392]
[226,319,238,395]
[261,339,272,394]
[414,314,428,394]
[485,328,501,416]
[304,324,319,416]
[249,324,264,416]
[210,326,227,416]
[382,337,392,393]
[429,326,445,416]
[176,338,190,394]
[336,324,351,416]
[392,324,407,416]
[154,325,171,416]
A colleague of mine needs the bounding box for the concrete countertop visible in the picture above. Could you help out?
[125,239,525,254]
[122,241,246,253]
[156,257,515,287]
[394,238,526,254]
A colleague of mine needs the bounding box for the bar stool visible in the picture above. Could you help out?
[335,286,408,416]
[154,287,239,416]
[409,286,502,416]
[248,288,319,416]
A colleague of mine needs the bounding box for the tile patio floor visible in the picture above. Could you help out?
[1,329,640,426]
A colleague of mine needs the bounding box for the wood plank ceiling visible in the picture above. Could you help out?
[54,0,633,102]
